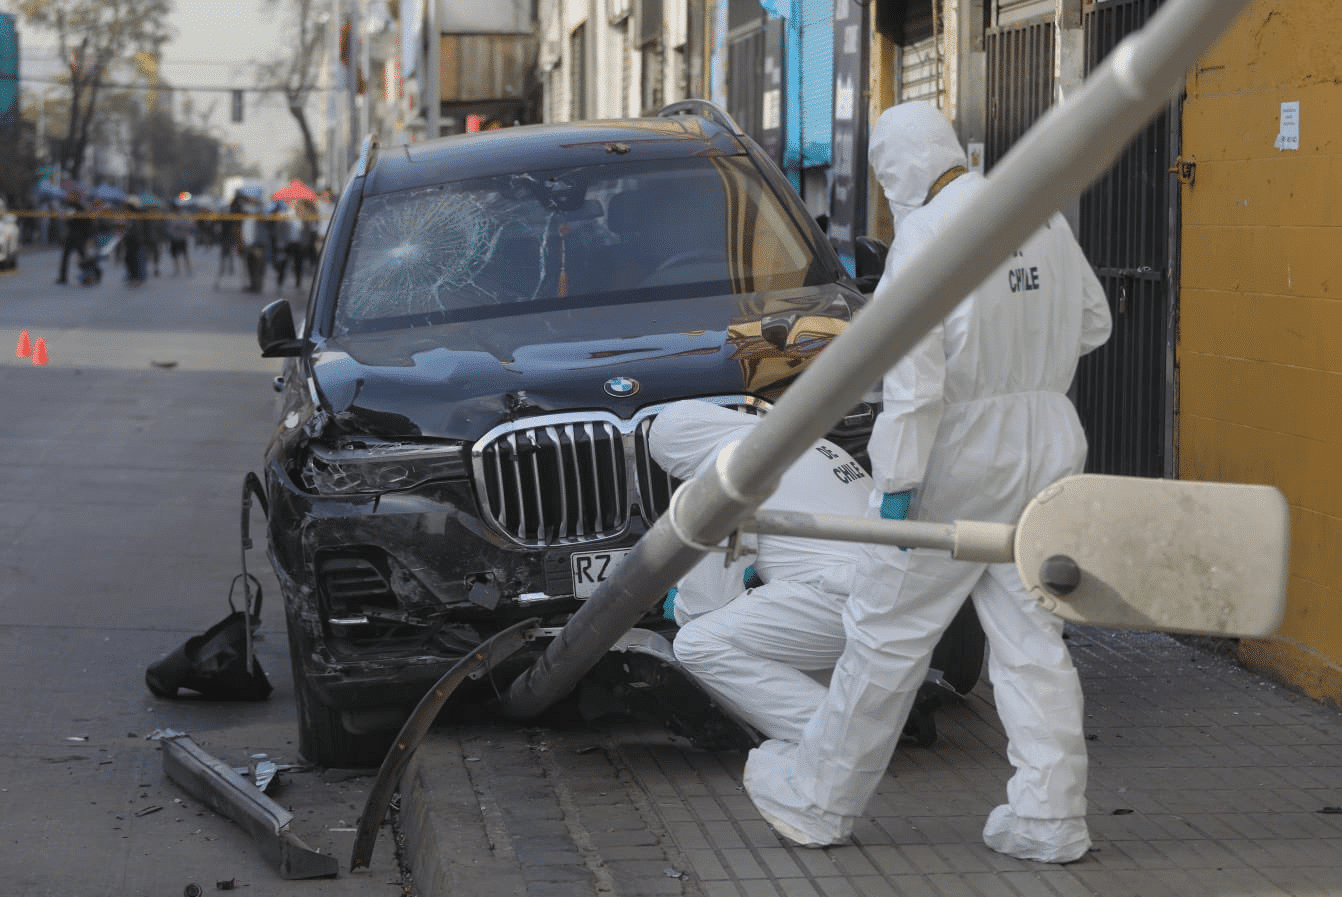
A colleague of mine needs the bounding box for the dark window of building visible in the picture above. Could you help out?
[875,0,935,44]
[639,0,664,114]
[639,0,663,46]
[570,22,587,120]
[641,40,663,114]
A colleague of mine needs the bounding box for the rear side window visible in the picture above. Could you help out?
[333,156,826,335]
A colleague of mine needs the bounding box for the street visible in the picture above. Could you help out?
[0,246,404,895]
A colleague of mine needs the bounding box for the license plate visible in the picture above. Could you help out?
[570,548,632,599]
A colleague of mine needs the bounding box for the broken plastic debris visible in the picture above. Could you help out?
[147,728,188,741]
[663,867,687,879]
[246,754,278,792]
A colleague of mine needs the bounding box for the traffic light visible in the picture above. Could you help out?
[231,90,244,123]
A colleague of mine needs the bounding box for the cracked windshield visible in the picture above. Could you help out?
[334,156,819,334]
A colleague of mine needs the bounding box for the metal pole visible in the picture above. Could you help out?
[425,0,439,139]
[359,0,371,140]
[347,0,360,164]
[330,0,343,182]
[499,0,1254,720]
[739,510,1015,564]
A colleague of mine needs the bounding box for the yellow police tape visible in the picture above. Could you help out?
[8,209,322,222]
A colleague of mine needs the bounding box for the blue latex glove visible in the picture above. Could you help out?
[662,586,678,620]
[880,490,912,520]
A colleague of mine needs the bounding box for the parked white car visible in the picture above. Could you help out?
[0,199,19,271]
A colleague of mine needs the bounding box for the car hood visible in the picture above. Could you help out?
[310,285,860,440]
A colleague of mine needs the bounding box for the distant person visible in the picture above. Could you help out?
[268,201,297,290]
[143,201,164,277]
[122,196,148,286]
[167,204,193,277]
[276,199,316,290]
[55,191,94,285]
[215,192,244,289]
[240,195,267,293]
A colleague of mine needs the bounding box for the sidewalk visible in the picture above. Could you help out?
[399,627,1342,897]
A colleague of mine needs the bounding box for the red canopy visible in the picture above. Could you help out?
[271,179,319,202]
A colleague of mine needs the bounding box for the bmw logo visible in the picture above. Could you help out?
[604,376,640,397]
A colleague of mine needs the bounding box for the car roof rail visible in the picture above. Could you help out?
[657,99,744,136]
[355,133,380,178]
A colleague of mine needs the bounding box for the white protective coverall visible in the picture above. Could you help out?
[650,400,871,742]
[743,102,1113,862]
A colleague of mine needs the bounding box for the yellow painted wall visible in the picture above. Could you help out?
[1180,0,1342,706]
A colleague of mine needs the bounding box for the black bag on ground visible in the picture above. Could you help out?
[145,475,274,701]
[145,573,273,701]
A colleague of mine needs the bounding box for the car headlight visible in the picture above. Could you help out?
[302,439,469,495]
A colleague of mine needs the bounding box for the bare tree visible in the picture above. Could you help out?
[257,0,326,186]
[16,0,174,183]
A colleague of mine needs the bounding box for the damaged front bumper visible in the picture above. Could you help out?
[264,459,657,717]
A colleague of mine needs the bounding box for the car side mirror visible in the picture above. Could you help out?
[854,236,889,294]
[258,299,305,357]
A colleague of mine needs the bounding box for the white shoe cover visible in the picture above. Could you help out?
[982,804,1090,863]
[743,741,852,847]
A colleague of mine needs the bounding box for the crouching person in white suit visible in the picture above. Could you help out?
[649,400,872,743]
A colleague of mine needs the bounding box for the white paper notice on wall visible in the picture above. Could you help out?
[762,89,781,132]
[1274,101,1300,151]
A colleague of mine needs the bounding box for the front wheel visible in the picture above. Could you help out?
[286,622,396,769]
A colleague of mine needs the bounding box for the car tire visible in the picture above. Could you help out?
[930,599,987,696]
[286,623,396,769]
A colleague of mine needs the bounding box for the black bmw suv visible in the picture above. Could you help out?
[255,103,971,767]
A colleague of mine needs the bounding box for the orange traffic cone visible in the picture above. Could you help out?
[15,329,31,358]
[32,337,48,366]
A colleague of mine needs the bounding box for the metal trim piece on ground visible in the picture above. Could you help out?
[160,734,340,880]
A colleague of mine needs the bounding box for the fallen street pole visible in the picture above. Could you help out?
[499,0,1259,721]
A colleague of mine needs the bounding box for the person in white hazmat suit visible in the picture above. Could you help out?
[649,400,872,743]
[743,101,1113,863]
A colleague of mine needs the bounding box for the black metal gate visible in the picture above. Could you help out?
[1074,0,1175,477]
[984,17,1054,170]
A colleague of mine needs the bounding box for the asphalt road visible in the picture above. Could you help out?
[0,246,406,896]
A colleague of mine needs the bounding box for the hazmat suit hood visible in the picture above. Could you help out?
[649,401,759,480]
[868,102,968,229]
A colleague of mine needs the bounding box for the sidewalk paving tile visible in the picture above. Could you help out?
[718,847,768,879]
